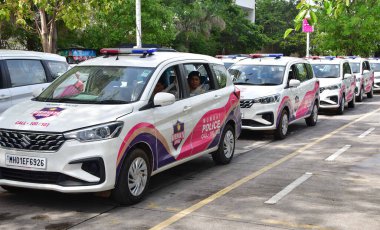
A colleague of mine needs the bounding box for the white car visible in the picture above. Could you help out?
[368,58,380,92]
[216,55,249,69]
[343,56,374,101]
[0,48,241,205]
[229,54,319,140]
[309,56,356,114]
[0,50,69,114]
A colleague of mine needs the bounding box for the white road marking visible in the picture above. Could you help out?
[358,128,375,138]
[264,172,313,205]
[325,145,351,161]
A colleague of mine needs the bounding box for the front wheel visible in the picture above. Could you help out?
[212,124,235,165]
[112,148,151,205]
[357,87,364,102]
[367,85,374,98]
[336,96,345,115]
[274,110,289,140]
[348,94,355,108]
[305,103,318,126]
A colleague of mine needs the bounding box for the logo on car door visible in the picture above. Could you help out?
[172,121,185,150]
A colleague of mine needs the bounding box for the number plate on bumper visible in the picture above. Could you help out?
[5,154,47,170]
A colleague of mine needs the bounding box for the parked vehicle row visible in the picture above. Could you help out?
[0,50,376,205]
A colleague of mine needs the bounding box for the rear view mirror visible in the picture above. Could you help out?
[154,92,176,107]
[343,73,352,79]
[289,79,300,88]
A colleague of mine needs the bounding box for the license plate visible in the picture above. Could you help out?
[5,154,47,170]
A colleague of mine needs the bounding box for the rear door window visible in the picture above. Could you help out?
[47,61,69,79]
[6,60,47,87]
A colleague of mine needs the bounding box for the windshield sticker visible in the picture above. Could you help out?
[32,107,65,120]
[172,121,185,150]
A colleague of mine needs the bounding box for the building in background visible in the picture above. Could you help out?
[235,0,255,22]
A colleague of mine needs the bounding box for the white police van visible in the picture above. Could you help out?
[343,56,374,101]
[309,56,356,114]
[368,58,380,92]
[0,48,241,204]
[229,54,319,139]
[0,50,68,114]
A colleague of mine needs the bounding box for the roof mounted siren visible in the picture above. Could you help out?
[249,53,283,59]
[100,48,157,58]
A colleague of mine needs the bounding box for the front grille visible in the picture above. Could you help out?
[240,99,254,108]
[0,130,66,151]
[0,167,98,187]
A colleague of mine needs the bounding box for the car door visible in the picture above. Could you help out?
[152,64,195,169]
[294,63,317,119]
[362,60,373,93]
[5,59,50,107]
[285,64,299,121]
[180,62,227,159]
[342,62,355,102]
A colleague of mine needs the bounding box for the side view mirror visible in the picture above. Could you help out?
[32,87,45,98]
[289,79,301,88]
[343,73,352,79]
[154,92,176,107]
[363,70,370,74]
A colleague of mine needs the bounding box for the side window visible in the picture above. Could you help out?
[154,65,181,99]
[288,65,297,81]
[183,63,214,96]
[211,64,228,88]
[305,64,314,79]
[6,60,47,87]
[343,62,351,75]
[363,61,370,71]
[295,63,308,82]
[47,61,69,80]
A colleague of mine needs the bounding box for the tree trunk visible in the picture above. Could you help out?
[39,8,49,52]
[49,20,57,53]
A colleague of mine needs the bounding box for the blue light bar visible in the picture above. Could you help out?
[268,54,284,58]
[347,56,357,59]
[324,56,335,60]
[131,48,157,54]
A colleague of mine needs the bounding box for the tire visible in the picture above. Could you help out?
[212,124,235,165]
[367,85,374,98]
[336,96,345,115]
[348,94,355,108]
[112,148,151,205]
[274,110,289,140]
[357,87,364,102]
[305,103,318,126]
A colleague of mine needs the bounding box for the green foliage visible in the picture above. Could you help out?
[312,0,380,56]
[256,0,304,56]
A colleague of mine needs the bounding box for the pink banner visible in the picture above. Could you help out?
[302,19,314,33]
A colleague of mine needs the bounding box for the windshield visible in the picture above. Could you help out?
[36,66,155,104]
[370,63,380,72]
[311,64,340,78]
[349,62,360,73]
[229,65,285,85]
[223,62,234,69]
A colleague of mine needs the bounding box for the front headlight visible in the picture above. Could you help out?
[325,84,341,90]
[253,94,280,104]
[64,121,124,142]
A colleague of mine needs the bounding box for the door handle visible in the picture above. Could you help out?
[214,94,221,99]
[0,95,11,100]
[183,106,192,112]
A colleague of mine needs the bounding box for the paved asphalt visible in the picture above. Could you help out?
[1,94,380,230]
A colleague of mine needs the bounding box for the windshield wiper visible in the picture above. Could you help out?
[324,76,339,78]
[95,99,128,104]
[260,83,280,86]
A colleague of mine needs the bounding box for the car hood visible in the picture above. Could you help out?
[0,100,134,132]
[235,85,284,99]
[374,72,380,77]
[318,78,341,88]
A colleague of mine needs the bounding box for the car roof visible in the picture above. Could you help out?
[0,49,67,62]
[80,51,223,68]
[231,56,305,66]
[368,58,380,63]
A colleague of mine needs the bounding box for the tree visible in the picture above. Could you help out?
[256,0,305,56]
[312,0,380,56]
[0,0,107,53]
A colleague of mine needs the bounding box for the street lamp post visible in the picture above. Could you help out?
[136,0,142,48]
